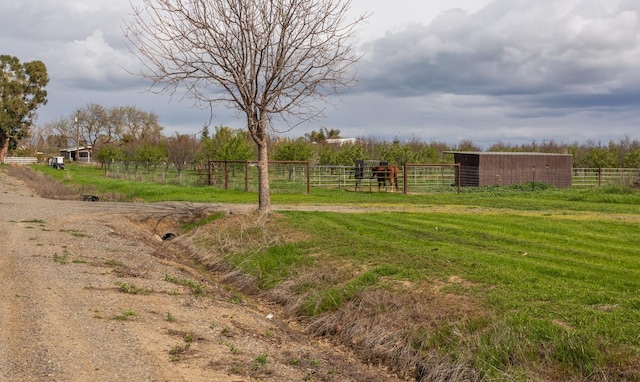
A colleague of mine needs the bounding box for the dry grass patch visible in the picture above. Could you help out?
[184,212,305,268]
[303,287,486,381]
[7,165,78,199]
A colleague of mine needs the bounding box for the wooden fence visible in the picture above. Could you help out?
[3,157,38,165]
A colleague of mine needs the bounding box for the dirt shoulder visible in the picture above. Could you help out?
[0,168,401,382]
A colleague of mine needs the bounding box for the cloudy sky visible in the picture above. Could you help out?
[2,0,639,148]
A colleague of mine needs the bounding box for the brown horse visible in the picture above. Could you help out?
[371,165,399,192]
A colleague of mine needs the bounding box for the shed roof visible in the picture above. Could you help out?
[60,146,93,152]
[443,151,572,156]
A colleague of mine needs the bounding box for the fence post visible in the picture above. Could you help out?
[532,165,536,191]
[306,161,311,195]
[245,161,249,192]
[224,161,229,190]
[403,163,408,194]
[456,163,461,194]
[598,167,602,187]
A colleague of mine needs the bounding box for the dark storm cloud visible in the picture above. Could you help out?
[358,0,640,114]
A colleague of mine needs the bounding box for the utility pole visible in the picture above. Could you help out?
[75,111,79,162]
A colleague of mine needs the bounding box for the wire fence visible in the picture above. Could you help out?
[572,168,640,188]
[105,160,311,194]
[104,161,640,194]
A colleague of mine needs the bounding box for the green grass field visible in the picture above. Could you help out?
[29,164,640,380]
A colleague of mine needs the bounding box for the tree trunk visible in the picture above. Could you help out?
[0,139,8,164]
[257,135,271,213]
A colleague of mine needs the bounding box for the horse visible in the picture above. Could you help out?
[371,165,399,192]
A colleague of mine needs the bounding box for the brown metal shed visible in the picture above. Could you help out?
[444,152,573,188]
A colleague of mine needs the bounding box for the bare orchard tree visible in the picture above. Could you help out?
[166,133,199,176]
[124,0,366,212]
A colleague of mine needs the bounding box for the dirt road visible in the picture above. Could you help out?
[0,169,400,382]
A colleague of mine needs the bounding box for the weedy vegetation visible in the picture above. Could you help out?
[7,165,80,200]
[60,229,90,238]
[113,309,138,321]
[105,259,124,267]
[182,212,226,231]
[52,250,69,265]
[167,329,199,362]
[21,219,45,224]
[164,274,205,296]
[220,325,232,337]
[52,254,68,264]
[228,343,240,354]
[169,343,191,362]
[252,353,268,370]
[115,281,150,295]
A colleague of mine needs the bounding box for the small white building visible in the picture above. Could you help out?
[60,146,93,163]
[326,138,359,145]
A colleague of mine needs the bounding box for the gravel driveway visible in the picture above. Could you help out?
[0,169,400,382]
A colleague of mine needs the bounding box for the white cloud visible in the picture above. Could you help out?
[47,29,139,91]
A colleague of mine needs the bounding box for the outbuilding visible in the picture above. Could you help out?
[59,146,93,163]
[444,151,573,188]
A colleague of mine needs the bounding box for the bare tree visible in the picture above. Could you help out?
[77,103,108,149]
[117,106,164,144]
[166,133,198,176]
[124,0,366,212]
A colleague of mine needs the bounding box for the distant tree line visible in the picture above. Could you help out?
[485,138,640,168]
[272,133,640,169]
[14,106,640,169]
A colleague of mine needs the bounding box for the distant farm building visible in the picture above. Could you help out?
[445,151,573,188]
[60,146,93,163]
[326,138,359,145]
